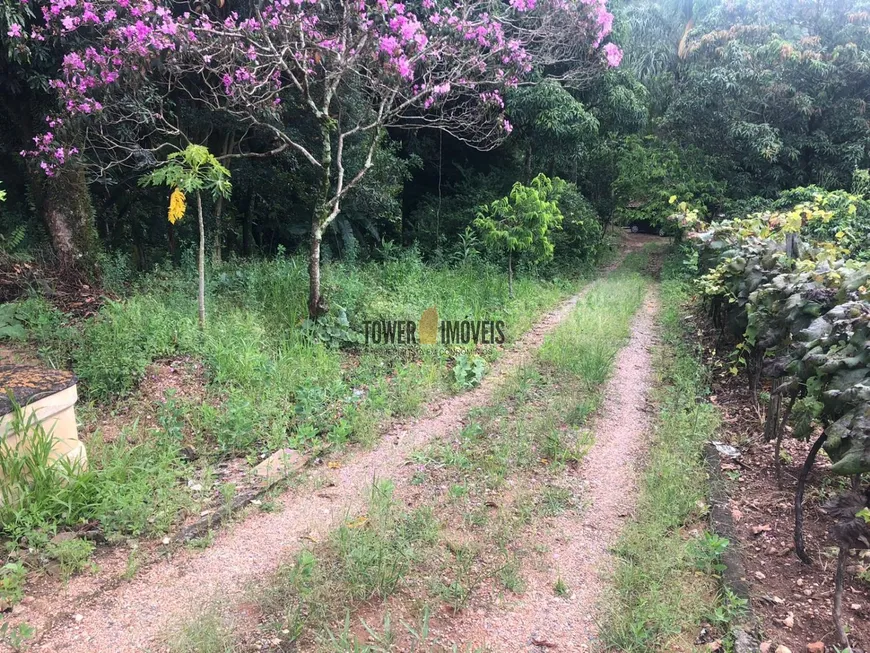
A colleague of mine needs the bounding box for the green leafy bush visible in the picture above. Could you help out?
[299,306,365,348]
[474,173,564,296]
[773,186,870,260]
[550,178,605,268]
[0,562,26,607]
[452,353,486,390]
[73,296,195,400]
[0,305,26,340]
[612,135,726,227]
[677,193,870,477]
[46,538,96,579]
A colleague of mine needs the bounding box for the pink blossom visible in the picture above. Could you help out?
[27,0,619,176]
[396,56,412,78]
[603,42,622,67]
[380,35,401,55]
[510,0,537,10]
[7,23,23,38]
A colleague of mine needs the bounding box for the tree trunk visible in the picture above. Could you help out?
[523,143,533,184]
[308,221,325,318]
[196,190,206,330]
[213,132,232,264]
[243,192,255,257]
[213,194,224,265]
[28,163,99,271]
[795,432,827,564]
[834,546,850,649]
[167,220,178,264]
[764,393,782,441]
[308,122,333,319]
[774,391,798,489]
[508,250,514,299]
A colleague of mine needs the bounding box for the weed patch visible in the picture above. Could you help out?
[251,480,440,647]
[2,253,578,574]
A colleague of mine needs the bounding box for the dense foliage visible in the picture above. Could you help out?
[675,190,870,647]
[681,192,870,473]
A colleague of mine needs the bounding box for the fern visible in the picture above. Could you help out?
[0,226,26,253]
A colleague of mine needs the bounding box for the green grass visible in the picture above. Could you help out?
[167,610,238,653]
[0,403,193,550]
[416,262,648,489]
[14,252,575,461]
[22,251,574,406]
[250,479,441,647]
[600,248,728,652]
[539,261,648,387]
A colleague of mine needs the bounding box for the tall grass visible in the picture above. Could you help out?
[0,250,582,559]
[0,406,97,545]
[164,251,655,651]
[0,400,191,547]
[250,480,439,646]
[16,250,574,459]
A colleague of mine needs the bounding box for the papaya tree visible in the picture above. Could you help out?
[474,173,563,297]
[139,145,231,329]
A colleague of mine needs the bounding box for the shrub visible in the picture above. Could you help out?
[74,297,195,400]
[550,178,605,268]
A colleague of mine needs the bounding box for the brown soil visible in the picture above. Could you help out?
[0,344,42,367]
[0,257,108,316]
[700,318,870,652]
[83,356,208,444]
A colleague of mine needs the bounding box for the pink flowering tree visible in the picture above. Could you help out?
[18,0,621,317]
[2,1,102,268]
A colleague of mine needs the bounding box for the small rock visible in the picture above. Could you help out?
[11,604,25,615]
[50,531,78,545]
[806,642,825,653]
[773,596,786,604]
[851,603,861,610]
[761,642,772,653]
[161,537,170,545]
[803,589,813,596]
[797,578,804,586]
[755,571,767,580]
[775,647,792,653]
[254,448,309,484]
[782,612,795,629]
[74,614,83,623]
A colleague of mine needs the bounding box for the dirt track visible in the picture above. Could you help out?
[443,290,659,651]
[8,234,661,653]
